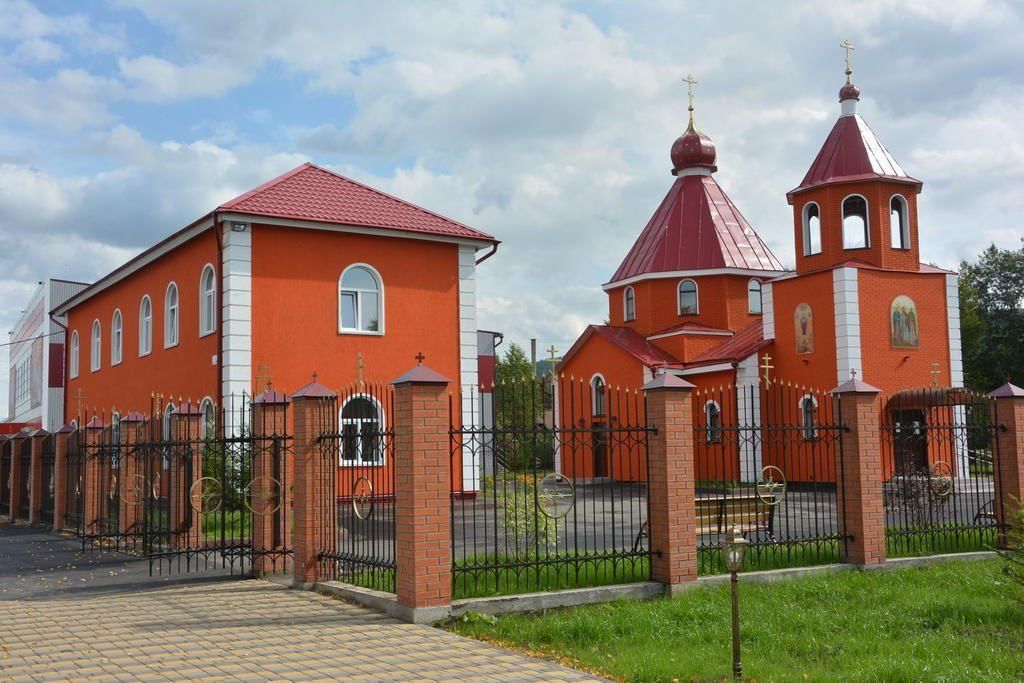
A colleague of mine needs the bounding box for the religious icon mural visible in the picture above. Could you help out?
[891,295,919,348]
[794,303,814,354]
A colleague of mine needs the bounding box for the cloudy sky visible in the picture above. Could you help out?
[1,0,1022,414]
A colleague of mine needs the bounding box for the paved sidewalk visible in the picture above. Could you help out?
[0,526,601,682]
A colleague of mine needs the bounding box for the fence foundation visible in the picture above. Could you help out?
[989,382,1024,548]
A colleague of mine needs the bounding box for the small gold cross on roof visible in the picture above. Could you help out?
[415,352,425,366]
[841,40,855,80]
[760,353,774,387]
[682,74,698,112]
[930,360,941,386]
[547,345,559,376]
[356,352,365,387]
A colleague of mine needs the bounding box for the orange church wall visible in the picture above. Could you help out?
[767,270,839,391]
[249,224,466,491]
[65,231,220,421]
[649,332,731,363]
[689,370,742,482]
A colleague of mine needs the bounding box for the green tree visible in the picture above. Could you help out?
[493,343,549,471]
[959,240,1024,392]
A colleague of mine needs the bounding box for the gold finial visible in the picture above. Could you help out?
[682,74,698,132]
[356,352,365,389]
[840,40,855,83]
[930,361,941,386]
[760,353,774,387]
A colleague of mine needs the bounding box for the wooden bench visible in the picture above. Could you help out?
[633,493,777,551]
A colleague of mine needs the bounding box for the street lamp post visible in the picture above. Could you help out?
[724,525,749,682]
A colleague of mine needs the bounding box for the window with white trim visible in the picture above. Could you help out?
[842,195,869,249]
[111,310,123,365]
[13,357,30,408]
[890,195,910,250]
[90,320,101,372]
[164,283,179,348]
[800,395,819,441]
[339,265,382,333]
[162,404,175,469]
[802,202,822,255]
[678,279,698,315]
[748,279,763,314]
[340,396,384,465]
[591,375,606,417]
[200,398,216,438]
[69,330,79,379]
[623,287,636,322]
[111,412,121,448]
[200,265,216,336]
[705,400,722,443]
[139,296,152,356]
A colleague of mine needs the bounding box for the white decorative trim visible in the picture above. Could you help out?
[841,99,857,116]
[603,267,789,292]
[762,282,775,340]
[670,362,734,376]
[647,328,732,341]
[458,245,480,491]
[221,222,252,436]
[623,286,636,321]
[945,274,964,388]
[163,281,179,349]
[338,393,388,466]
[199,263,217,337]
[138,295,153,357]
[833,267,862,384]
[673,167,713,177]
[736,353,762,482]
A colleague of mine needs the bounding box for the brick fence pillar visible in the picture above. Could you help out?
[291,379,337,587]
[28,429,48,524]
[253,388,291,575]
[989,382,1024,548]
[8,433,27,522]
[170,406,203,548]
[82,417,107,536]
[118,412,146,541]
[832,376,885,567]
[52,424,75,532]
[642,373,698,592]
[391,363,452,623]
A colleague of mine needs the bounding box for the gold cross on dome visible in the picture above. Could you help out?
[840,40,855,79]
[930,360,941,386]
[682,74,698,112]
[760,353,774,387]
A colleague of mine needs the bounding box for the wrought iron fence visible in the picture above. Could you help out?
[38,434,55,526]
[693,382,848,573]
[64,431,84,533]
[881,387,1004,555]
[314,382,397,593]
[0,438,10,517]
[17,437,31,519]
[451,378,653,598]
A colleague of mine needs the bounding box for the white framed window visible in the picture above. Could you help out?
[199,264,217,336]
[890,195,910,250]
[339,395,385,465]
[111,412,121,449]
[802,202,822,255]
[90,320,101,372]
[590,374,607,417]
[678,279,699,315]
[139,295,152,356]
[111,309,123,365]
[705,400,722,444]
[623,286,636,322]
[69,330,79,379]
[747,279,763,314]
[164,282,179,348]
[161,403,176,468]
[800,394,819,441]
[842,195,869,249]
[199,397,216,438]
[339,264,383,334]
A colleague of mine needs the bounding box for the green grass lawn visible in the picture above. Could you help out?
[450,559,1024,682]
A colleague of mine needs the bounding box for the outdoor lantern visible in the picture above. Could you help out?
[724,525,750,682]
[724,525,749,572]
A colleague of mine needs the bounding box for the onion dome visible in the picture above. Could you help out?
[671,115,717,174]
[839,81,860,102]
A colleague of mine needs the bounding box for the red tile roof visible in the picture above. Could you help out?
[789,114,921,197]
[609,175,785,285]
[221,163,496,243]
[687,319,767,367]
[560,325,680,371]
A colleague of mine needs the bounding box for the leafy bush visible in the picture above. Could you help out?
[501,476,558,558]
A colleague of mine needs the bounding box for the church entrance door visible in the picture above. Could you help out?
[591,421,609,479]
[892,409,927,472]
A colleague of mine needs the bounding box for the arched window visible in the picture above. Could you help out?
[623,287,636,322]
[340,396,384,465]
[111,412,121,448]
[800,395,819,441]
[200,265,217,336]
[111,310,123,365]
[747,279,763,314]
[705,400,722,444]
[802,202,822,255]
[890,195,910,250]
[161,403,175,469]
[90,320,101,372]
[139,295,152,356]
[69,330,79,379]
[199,398,216,438]
[164,283,179,348]
[678,279,699,315]
[591,375,606,417]
[842,195,869,249]
[339,265,383,333]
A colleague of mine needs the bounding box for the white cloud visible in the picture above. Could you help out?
[118,55,251,102]
[11,37,64,63]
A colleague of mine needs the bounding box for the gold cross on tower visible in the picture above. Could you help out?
[255,363,272,392]
[840,40,855,82]
[760,353,774,387]
[547,345,559,377]
[356,352,365,389]
[930,360,942,387]
[682,74,698,130]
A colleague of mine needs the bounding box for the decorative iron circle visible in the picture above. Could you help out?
[352,477,374,520]
[119,474,148,505]
[107,473,116,501]
[245,476,283,515]
[537,473,576,519]
[929,460,955,499]
[189,477,223,514]
[755,465,787,507]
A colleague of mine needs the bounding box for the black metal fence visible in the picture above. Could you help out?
[38,434,55,526]
[17,437,31,519]
[0,437,11,516]
[693,382,848,573]
[451,378,653,598]
[314,382,397,593]
[64,431,84,533]
[881,387,1004,555]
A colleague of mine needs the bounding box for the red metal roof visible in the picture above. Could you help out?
[221,163,496,243]
[609,175,785,284]
[790,114,921,197]
[687,319,767,367]
[560,325,680,371]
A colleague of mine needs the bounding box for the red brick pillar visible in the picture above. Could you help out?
[170,406,203,548]
[118,412,146,539]
[392,364,452,623]
[253,389,291,575]
[8,433,27,522]
[989,383,1024,548]
[642,373,698,592]
[833,377,885,567]
[82,417,106,535]
[291,379,337,587]
[52,424,75,532]
[28,430,48,524]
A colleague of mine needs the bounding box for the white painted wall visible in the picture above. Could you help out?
[833,267,862,384]
[221,222,252,436]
